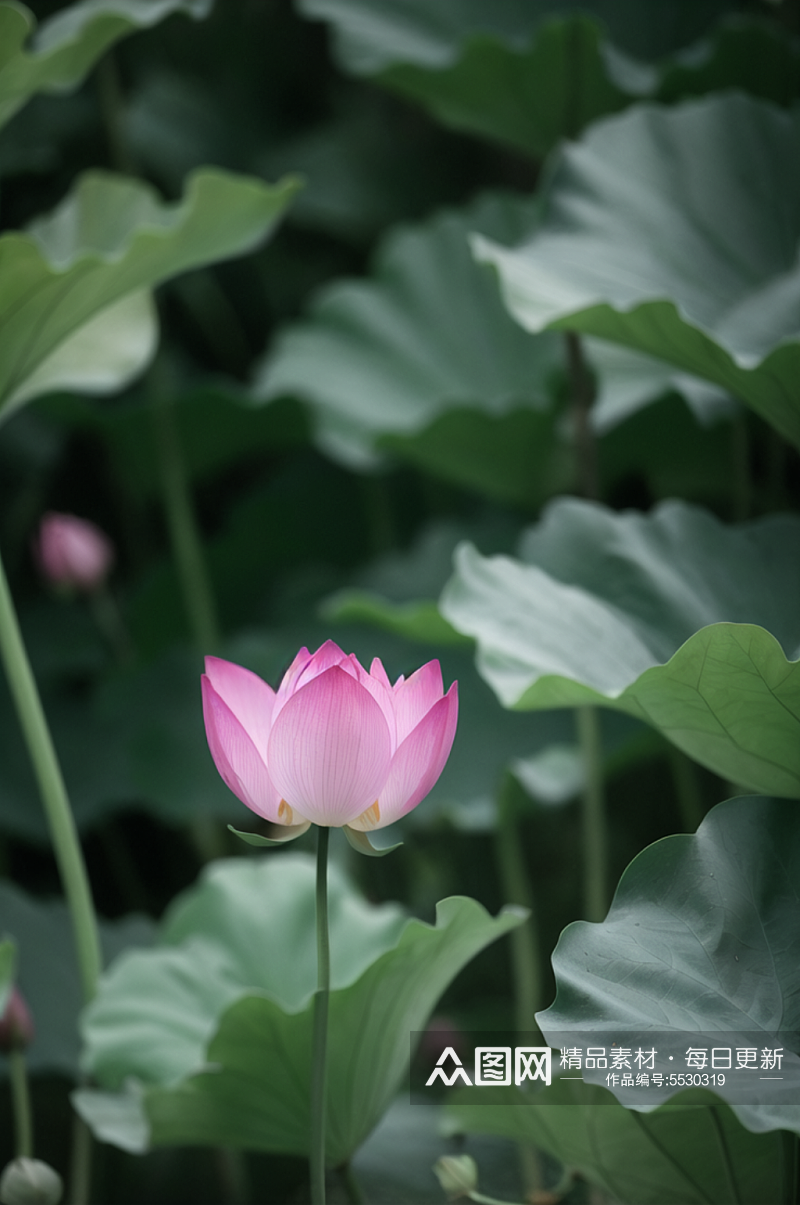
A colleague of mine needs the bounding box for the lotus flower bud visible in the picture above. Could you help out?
[34,512,114,593]
[0,986,34,1053]
[0,1159,63,1205]
[434,1155,478,1200]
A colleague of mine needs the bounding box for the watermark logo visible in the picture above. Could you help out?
[425,1046,551,1088]
[414,1031,799,1104]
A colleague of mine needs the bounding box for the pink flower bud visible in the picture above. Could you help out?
[34,512,114,592]
[0,986,35,1053]
[202,640,458,834]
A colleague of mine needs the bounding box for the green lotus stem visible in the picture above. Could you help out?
[0,545,101,1004]
[214,1147,251,1205]
[729,409,752,522]
[97,51,137,176]
[69,1114,93,1205]
[565,331,599,501]
[668,745,704,833]
[766,427,788,511]
[360,475,395,554]
[152,374,227,862]
[9,1046,33,1159]
[338,1161,366,1205]
[310,825,331,1205]
[152,377,220,655]
[785,1132,799,1205]
[494,773,544,1200]
[576,705,608,922]
[495,773,541,1033]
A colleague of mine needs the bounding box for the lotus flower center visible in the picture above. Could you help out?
[278,799,295,825]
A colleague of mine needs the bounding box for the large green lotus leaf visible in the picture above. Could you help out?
[78,854,524,1161]
[0,880,153,1077]
[252,185,719,497]
[78,1095,521,1203]
[357,18,636,159]
[0,0,210,131]
[474,93,800,449]
[297,0,736,73]
[81,856,406,1090]
[296,1,782,157]
[440,498,800,794]
[446,1079,789,1205]
[0,167,300,420]
[295,1,734,152]
[252,191,562,471]
[141,900,524,1162]
[537,795,800,1136]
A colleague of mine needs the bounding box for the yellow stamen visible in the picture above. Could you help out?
[355,800,381,830]
[278,799,294,825]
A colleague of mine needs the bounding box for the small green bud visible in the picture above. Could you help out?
[0,1159,63,1205]
[434,1154,478,1200]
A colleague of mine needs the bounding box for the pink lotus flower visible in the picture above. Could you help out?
[34,512,114,592]
[202,641,457,841]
